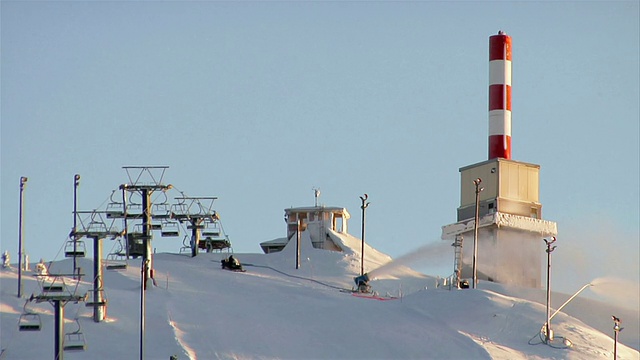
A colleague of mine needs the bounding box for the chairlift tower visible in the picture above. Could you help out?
[118,166,172,284]
[70,210,121,322]
[171,196,219,257]
[30,274,86,360]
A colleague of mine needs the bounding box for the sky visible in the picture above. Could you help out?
[1,2,639,297]
[1,234,638,359]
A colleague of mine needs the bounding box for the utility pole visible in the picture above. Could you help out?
[472,178,483,289]
[359,194,370,277]
[17,176,28,298]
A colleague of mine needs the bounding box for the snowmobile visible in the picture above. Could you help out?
[221,255,245,272]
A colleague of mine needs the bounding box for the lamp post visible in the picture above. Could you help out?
[544,236,557,343]
[72,174,80,279]
[359,194,370,277]
[472,178,483,289]
[612,315,622,359]
[17,176,28,298]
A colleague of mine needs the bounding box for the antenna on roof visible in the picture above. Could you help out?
[313,187,321,207]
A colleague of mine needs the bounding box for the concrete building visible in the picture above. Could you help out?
[441,32,557,288]
[260,206,350,254]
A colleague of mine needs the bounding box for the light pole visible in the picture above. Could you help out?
[17,176,28,298]
[140,258,149,360]
[72,174,80,279]
[612,315,622,359]
[359,194,370,277]
[544,236,557,343]
[472,178,483,289]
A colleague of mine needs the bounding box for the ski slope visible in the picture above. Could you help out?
[1,236,638,360]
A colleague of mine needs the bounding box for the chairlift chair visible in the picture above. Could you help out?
[152,203,172,219]
[63,320,86,351]
[87,220,107,233]
[105,201,125,219]
[106,253,127,270]
[161,221,180,237]
[64,240,86,258]
[201,220,221,237]
[18,308,42,331]
[85,289,107,307]
[178,235,192,254]
[40,275,66,293]
[126,203,143,217]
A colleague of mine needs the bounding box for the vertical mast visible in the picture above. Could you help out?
[488,30,512,160]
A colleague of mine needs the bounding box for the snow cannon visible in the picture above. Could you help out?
[354,273,371,293]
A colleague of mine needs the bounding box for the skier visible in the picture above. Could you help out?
[2,251,10,268]
[35,259,48,276]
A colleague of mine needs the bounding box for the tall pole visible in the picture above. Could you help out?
[296,218,301,269]
[17,176,28,298]
[121,185,130,259]
[142,189,152,283]
[93,236,104,322]
[544,237,557,343]
[359,194,370,277]
[612,315,621,359]
[472,178,483,289]
[54,300,64,360]
[73,174,80,279]
[140,258,149,360]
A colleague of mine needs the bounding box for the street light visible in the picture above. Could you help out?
[73,174,80,279]
[472,178,483,289]
[17,176,28,298]
[544,236,557,343]
[359,194,370,277]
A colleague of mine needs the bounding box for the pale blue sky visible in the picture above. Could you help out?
[2,1,638,292]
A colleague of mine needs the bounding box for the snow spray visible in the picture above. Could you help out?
[589,277,640,309]
[367,241,451,279]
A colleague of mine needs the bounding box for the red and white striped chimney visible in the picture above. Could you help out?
[488,31,512,160]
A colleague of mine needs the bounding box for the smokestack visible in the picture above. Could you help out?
[488,30,512,160]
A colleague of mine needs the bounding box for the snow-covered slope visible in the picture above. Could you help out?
[1,234,638,360]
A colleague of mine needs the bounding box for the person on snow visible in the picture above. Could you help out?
[228,255,240,269]
[2,251,10,268]
[35,259,48,276]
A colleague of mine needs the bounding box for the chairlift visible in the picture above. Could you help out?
[151,222,162,231]
[178,235,192,254]
[64,240,86,258]
[40,276,65,293]
[87,220,107,233]
[126,203,143,217]
[106,239,127,270]
[106,252,127,270]
[152,202,171,219]
[161,221,180,237]
[63,320,86,351]
[201,220,221,237]
[199,237,232,253]
[18,302,42,331]
[85,288,107,307]
[106,202,124,218]
[170,203,188,216]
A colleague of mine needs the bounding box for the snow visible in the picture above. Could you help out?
[1,234,638,360]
